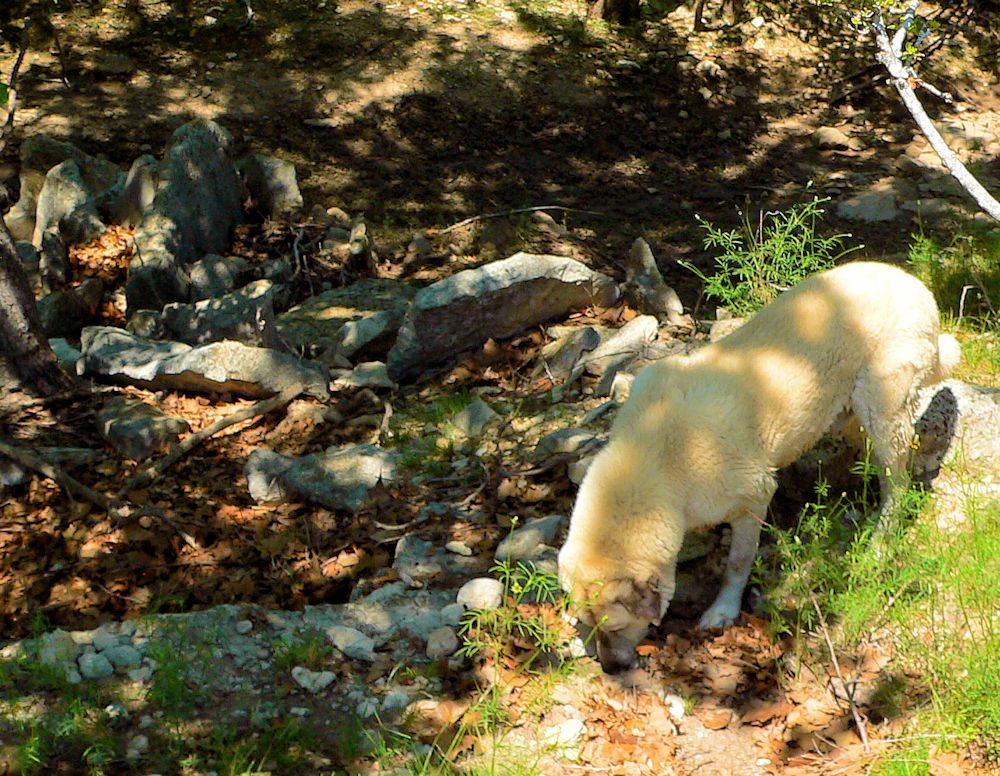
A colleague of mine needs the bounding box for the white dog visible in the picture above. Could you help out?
[558,261,960,673]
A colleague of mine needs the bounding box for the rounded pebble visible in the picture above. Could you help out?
[425,626,459,660]
[456,577,504,611]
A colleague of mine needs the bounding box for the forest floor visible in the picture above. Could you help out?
[1,0,999,774]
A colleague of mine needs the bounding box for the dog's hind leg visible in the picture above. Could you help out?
[851,361,925,532]
[698,514,763,629]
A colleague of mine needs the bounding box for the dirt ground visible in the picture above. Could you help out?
[1,0,999,773]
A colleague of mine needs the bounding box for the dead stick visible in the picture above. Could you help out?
[0,439,133,520]
[0,21,30,154]
[438,206,605,235]
[117,383,303,497]
[811,596,871,754]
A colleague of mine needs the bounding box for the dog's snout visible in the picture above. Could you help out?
[596,634,637,674]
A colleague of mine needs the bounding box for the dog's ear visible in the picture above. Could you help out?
[625,576,662,623]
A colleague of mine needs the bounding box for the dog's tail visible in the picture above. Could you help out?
[928,333,961,384]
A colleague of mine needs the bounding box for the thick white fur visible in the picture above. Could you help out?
[559,261,960,642]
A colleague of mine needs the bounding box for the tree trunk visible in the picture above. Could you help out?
[0,193,78,403]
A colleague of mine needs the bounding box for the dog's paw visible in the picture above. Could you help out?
[697,604,739,630]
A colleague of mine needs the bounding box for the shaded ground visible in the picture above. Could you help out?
[1,0,1000,773]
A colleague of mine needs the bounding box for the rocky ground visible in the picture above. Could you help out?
[1,0,999,773]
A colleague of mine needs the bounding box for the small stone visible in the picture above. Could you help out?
[102,644,143,671]
[78,652,115,680]
[290,706,311,717]
[426,627,459,660]
[452,398,499,437]
[91,628,121,653]
[456,577,505,611]
[382,690,411,714]
[441,603,466,626]
[495,514,566,563]
[127,664,155,683]
[661,693,687,720]
[445,540,473,556]
[39,629,81,665]
[291,665,337,694]
[65,667,83,685]
[326,625,376,661]
[542,718,586,748]
[235,619,253,635]
[128,734,150,755]
[138,715,155,729]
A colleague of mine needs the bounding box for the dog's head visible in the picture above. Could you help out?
[559,553,670,673]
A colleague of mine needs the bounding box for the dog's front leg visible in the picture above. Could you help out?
[697,514,762,629]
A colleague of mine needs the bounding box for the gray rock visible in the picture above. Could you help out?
[277,279,416,360]
[567,454,597,485]
[533,326,602,384]
[441,602,466,625]
[495,514,566,563]
[78,652,115,680]
[445,540,473,557]
[33,159,107,246]
[159,279,282,348]
[382,690,411,714]
[425,627,459,660]
[40,629,81,666]
[577,315,659,378]
[456,577,505,611]
[291,665,337,693]
[387,253,619,381]
[101,644,143,671]
[128,120,244,312]
[245,443,398,511]
[39,228,70,294]
[189,255,253,301]
[37,278,104,338]
[97,395,191,461]
[0,458,29,489]
[80,326,330,399]
[238,154,304,219]
[533,428,601,462]
[452,397,499,437]
[125,309,166,339]
[48,338,84,372]
[91,628,121,652]
[326,625,376,661]
[813,126,854,150]
[709,316,746,342]
[111,155,159,228]
[623,238,685,324]
[330,361,397,390]
[837,188,898,223]
[4,135,122,243]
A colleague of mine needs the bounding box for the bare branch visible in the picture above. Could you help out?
[0,20,31,156]
[872,9,1000,223]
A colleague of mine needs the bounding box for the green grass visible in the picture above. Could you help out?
[682,196,860,316]
[907,227,1000,325]
[273,628,333,673]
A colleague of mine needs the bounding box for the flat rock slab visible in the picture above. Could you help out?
[387,253,619,381]
[158,279,282,348]
[277,278,416,360]
[80,326,329,399]
[245,443,398,512]
[97,395,191,461]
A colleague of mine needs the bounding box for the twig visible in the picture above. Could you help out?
[811,596,871,754]
[0,439,133,520]
[438,206,605,235]
[0,21,30,155]
[871,2,1000,222]
[503,437,605,478]
[117,383,303,497]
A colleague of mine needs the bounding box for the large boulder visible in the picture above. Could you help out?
[127,120,245,314]
[79,326,329,399]
[3,136,122,242]
[387,253,619,381]
[32,160,106,246]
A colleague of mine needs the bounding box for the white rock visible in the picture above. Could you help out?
[426,627,459,660]
[542,718,586,748]
[456,577,504,611]
[326,625,376,661]
[235,619,253,635]
[291,665,337,694]
[128,734,150,755]
[445,540,473,556]
[661,693,687,720]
